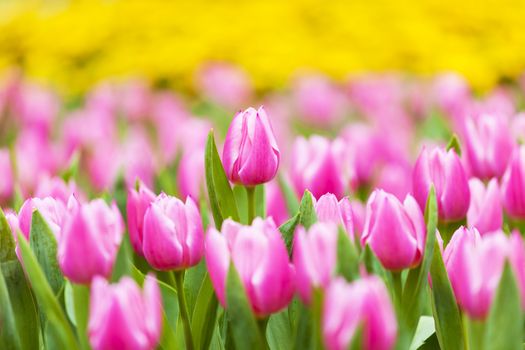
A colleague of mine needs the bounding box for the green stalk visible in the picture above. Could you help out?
[257,318,269,349]
[391,271,403,310]
[172,271,195,350]
[72,283,91,350]
[464,315,485,350]
[246,186,256,224]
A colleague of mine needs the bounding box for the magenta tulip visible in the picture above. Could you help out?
[315,193,354,237]
[293,222,339,303]
[34,176,82,205]
[58,198,124,284]
[444,227,525,319]
[127,181,156,256]
[88,274,162,350]
[467,178,503,234]
[291,135,347,199]
[361,190,426,270]
[501,146,525,218]
[323,276,397,350]
[413,146,470,222]
[266,180,288,226]
[462,114,513,179]
[205,218,295,317]
[222,106,280,186]
[18,196,66,240]
[142,193,204,270]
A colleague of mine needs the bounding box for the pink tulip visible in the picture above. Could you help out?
[412,146,470,222]
[501,146,525,218]
[12,83,59,137]
[142,194,204,270]
[293,222,339,303]
[266,180,288,226]
[315,193,354,237]
[205,218,295,317]
[122,127,156,189]
[291,135,347,199]
[444,228,525,319]
[432,73,470,118]
[118,79,151,121]
[0,149,13,203]
[88,274,162,350]
[361,190,426,270]
[350,200,366,238]
[18,197,66,240]
[462,114,514,179]
[375,162,412,200]
[222,106,280,186]
[35,176,82,205]
[178,143,205,200]
[127,182,156,256]
[58,198,124,284]
[323,276,397,350]
[467,178,503,234]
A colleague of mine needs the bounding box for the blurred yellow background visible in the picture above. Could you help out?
[1,0,524,93]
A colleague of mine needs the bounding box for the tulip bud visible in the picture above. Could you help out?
[323,277,397,350]
[205,218,295,317]
[222,106,280,186]
[18,196,66,240]
[266,180,288,226]
[467,178,503,234]
[126,181,156,256]
[361,190,426,270]
[315,193,354,237]
[444,227,525,319]
[291,135,347,199]
[413,146,470,222]
[88,274,162,350]
[462,115,513,179]
[58,198,124,284]
[34,176,82,205]
[501,146,525,218]
[293,223,339,303]
[142,194,204,270]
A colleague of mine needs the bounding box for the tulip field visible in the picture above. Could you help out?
[1,65,525,350]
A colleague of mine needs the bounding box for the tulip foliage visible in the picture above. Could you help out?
[2,73,525,350]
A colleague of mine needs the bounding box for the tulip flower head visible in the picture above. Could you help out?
[88,274,162,350]
[222,106,280,186]
[142,193,204,270]
[467,178,503,234]
[315,193,354,237]
[413,146,470,222]
[323,276,397,350]
[18,196,66,240]
[293,222,339,303]
[205,217,295,317]
[501,146,525,219]
[127,181,156,255]
[58,198,124,284]
[361,190,426,271]
[444,227,525,319]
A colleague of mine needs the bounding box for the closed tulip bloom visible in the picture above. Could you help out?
[315,193,354,237]
[222,106,280,186]
[467,178,503,234]
[58,198,124,284]
[323,277,397,350]
[501,146,525,218]
[205,218,295,317]
[293,223,339,303]
[462,115,513,179]
[291,135,347,199]
[18,196,66,240]
[413,146,470,222]
[142,194,204,270]
[444,228,525,319]
[266,180,288,226]
[361,190,426,270]
[88,274,162,350]
[127,182,156,255]
[35,176,83,205]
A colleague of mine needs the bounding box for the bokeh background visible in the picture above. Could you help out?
[1,0,525,94]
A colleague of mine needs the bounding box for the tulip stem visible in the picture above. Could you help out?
[173,270,195,350]
[391,271,403,309]
[257,318,269,348]
[72,283,91,350]
[246,186,256,224]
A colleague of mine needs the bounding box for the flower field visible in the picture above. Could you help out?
[2,1,525,350]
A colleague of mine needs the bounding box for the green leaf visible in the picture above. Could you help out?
[402,186,437,333]
[0,266,21,350]
[445,134,462,156]
[191,273,219,350]
[60,151,80,182]
[204,130,240,228]
[267,310,293,350]
[29,210,64,295]
[429,240,464,350]
[298,190,317,229]
[278,213,300,256]
[226,263,265,350]
[17,233,78,349]
[348,324,364,350]
[184,259,208,315]
[335,227,359,282]
[0,208,16,263]
[111,232,133,282]
[361,244,386,277]
[484,261,523,350]
[72,284,91,350]
[293,301,314,350]
[278,175,300,216]
[233,185,248,224]
[409,316,436,350]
